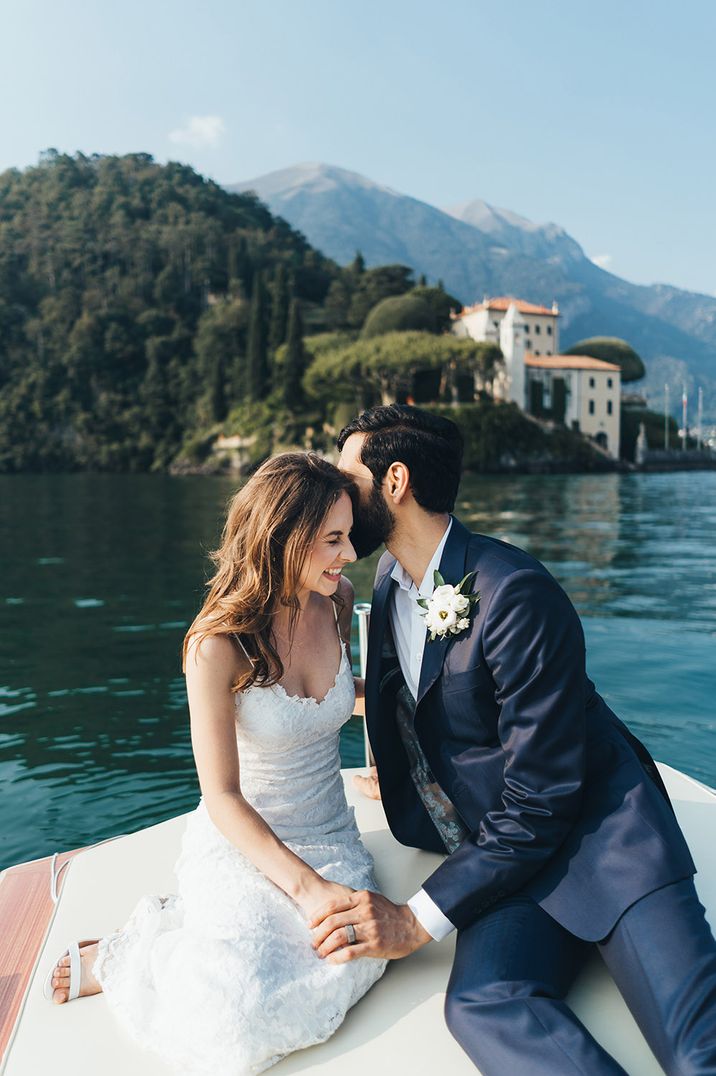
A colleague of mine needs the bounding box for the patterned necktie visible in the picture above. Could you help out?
[383,626,468,853]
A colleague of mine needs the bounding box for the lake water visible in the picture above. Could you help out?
[1,471,715,871]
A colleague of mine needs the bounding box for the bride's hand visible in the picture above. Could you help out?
[298,879,356,922]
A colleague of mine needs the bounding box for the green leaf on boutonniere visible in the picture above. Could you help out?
[433,570,445,588]
[457,570,477,594]
[416,598,429,609]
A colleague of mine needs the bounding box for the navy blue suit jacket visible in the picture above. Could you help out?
[365,517,696,941]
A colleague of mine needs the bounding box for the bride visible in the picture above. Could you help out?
[44,452,387,1074]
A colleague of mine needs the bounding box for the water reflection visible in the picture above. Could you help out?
[0,471,714,870]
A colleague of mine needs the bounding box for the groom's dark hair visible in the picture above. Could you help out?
[337,404,463,513]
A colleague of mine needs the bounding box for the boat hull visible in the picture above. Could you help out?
[1,763,714,1075]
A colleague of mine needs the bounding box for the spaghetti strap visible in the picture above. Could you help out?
[332,597,350,649]
[232,632,254,666]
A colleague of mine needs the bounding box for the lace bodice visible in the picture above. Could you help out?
[233,647,356,841]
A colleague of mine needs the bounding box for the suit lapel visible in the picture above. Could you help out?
[416,517,471,705]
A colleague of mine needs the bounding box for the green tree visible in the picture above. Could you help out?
[361,295,435,338]
[209,354,228,422]
[140,352,172,446]
[304,331,492,407]
[269,264,290,352]
[348,265,414,328]
[410,286,462,332]
[246,272,270,401]
[566,337,646,383]
[193,297,248,406]
[283,299,306,409]
[323,278,352,329]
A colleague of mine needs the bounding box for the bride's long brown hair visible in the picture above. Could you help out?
[182,452,358,692]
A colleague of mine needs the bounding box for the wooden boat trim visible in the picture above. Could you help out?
[0,840,117,1064]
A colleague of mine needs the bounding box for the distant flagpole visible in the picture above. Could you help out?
[697,387,703,451]
[681,384,688,451]
[664,383,670,450]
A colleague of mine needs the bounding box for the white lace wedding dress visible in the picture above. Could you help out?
[92,641,386,1075]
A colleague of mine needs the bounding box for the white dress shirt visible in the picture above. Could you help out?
[387,519,456,942]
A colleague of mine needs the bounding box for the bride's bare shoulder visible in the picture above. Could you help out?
[185,630,250,680]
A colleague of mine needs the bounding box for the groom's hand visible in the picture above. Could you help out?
[309,890,431,962]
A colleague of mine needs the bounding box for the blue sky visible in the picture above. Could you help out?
[2,0,714,296]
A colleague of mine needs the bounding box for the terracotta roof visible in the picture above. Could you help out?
[453,296,559,319]
[525,353,621,372]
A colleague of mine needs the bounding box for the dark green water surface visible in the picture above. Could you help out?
[1,472,714,871]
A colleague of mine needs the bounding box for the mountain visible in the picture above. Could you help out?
[447,198,585,265]
[230,164,716,416]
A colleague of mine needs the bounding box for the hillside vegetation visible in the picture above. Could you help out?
[0,153,417,471]
[0,152,614,475]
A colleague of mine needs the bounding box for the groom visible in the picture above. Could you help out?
[310,404,716,1074]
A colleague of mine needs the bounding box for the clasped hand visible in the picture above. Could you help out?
[308,888,432,963]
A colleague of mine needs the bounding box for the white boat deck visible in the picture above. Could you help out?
[2,763,715,1076]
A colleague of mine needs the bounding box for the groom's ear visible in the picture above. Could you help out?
[386,462,410,505]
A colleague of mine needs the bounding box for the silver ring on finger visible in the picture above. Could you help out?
[345,923,357,945]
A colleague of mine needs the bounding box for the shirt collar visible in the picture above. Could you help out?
[390,517,453,597]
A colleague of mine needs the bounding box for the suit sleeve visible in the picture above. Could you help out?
[421,568,587,930]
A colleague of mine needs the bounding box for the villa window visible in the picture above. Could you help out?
[535,325,541,334]
[589,400,595,415]
[547,325,553,335]
[535,349,540,355]
[524,323,529,333]
[526,339,532,349]
[607,400,613,415]
[546,350,552,355]
[589,376,595,388]
[607,377,613,388]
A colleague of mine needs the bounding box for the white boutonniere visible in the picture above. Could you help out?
[417,571,480,642]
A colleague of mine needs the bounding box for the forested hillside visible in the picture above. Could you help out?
[0,152,403,471]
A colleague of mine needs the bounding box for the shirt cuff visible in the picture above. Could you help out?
[407,888,456,941]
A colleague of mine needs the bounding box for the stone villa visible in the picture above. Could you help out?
[452,296,621,457]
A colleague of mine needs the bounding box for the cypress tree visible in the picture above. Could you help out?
[269,264,290,352]
[350,250,365,275]
[141,352,170,437]
[231,347,246,403]
[283,299,305,409]
[246,272,269,401]
[210,353,227,422]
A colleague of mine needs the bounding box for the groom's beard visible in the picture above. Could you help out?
[350,486,395,559]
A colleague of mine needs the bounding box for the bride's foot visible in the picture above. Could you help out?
[50,940,103,1004]
[352,769,381,801]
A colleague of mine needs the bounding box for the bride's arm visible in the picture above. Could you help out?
[185,634,343,917]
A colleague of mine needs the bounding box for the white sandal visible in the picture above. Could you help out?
[42,939,95,1002]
